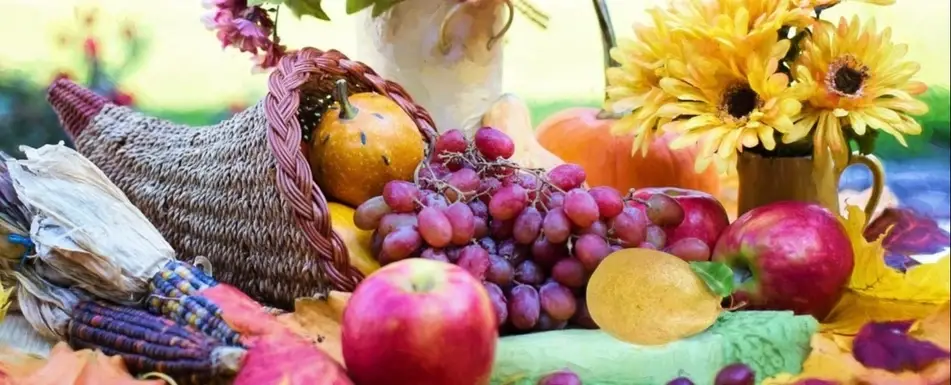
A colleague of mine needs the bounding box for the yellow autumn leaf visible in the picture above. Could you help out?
[762,334,865,384]
[275,291,351,366]
[819,205,951,341]
[0,280,13,322]
[911,301,951,351]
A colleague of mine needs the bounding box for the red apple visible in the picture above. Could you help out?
[631,187,730,252]
[342,258,497,385]
[712,201,854,319]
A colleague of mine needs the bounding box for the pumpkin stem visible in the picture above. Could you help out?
[333,79,359,120]
[592,0,617,109]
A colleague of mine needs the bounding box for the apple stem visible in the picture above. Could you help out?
[725,297,749,312]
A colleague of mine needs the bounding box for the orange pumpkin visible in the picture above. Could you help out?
[535,108,722,196]
[309,79,426,207]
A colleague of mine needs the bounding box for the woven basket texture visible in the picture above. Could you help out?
[46,48,437,309]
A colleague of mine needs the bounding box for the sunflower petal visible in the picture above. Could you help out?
[659,78,708,102]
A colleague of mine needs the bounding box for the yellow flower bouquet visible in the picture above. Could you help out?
[606,0,928,177]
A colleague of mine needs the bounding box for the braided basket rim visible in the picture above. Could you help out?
[263,47,438,292]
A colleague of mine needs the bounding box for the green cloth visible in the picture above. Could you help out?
[491,311,817,385]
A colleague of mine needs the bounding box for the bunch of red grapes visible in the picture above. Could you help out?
[354,127,710,334]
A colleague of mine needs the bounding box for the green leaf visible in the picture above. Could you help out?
[284,0,331,21]
[689,261,735,298]
[345,0,377,15]
[248,0,284,6]
[371,0,404,17]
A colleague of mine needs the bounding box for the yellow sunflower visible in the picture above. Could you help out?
[795,0,895,10]
[788,16,928,169]
[663,0,812,56]
[660,38,808,173]
[605,8,683,156]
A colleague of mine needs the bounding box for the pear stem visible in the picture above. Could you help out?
[333,79,358,120]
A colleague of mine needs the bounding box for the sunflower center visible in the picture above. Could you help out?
[722,83,759,119]
[827,55,869,97]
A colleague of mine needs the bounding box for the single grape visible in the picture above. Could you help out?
[486,254,515,288]
[610,244,622,253]
[445,168,480,201]
[610,207,649,247]
[444,202,476,246]
[433,129,468,170]
[468,199,489,220]
[714,363,755,385]
[489,184,529,220]
[378,213,418,237]
[488,165,516,179]
[539,281,577,321]
[513,207,544,244]
[484,282,508,327]
[490,219,515,239]
[570,296,598,329]
[537,370,581,385]
[507,284,540,330]
[577,220,608,238]
[382,181,420,213]
[664,237,711,262]
[637,242,658,250]
[547,164,587,191]
[551,258,587,289]
[420,248,450,263]
[531,236,569,270]
[573,234,612,272]
[514,174,540,200]
[514,260,545,285]
[542,208,572,243]
[645,193,685,228]
[381,227,422,262]
[473,217,489,238]
[419,190,449,210]
[589,186,624,218]
[644,225,668,249]
[457,245,490,280]
[353,196,392,230]
[498,239,529,266]
[474,126,516,160]
[563,189,600,228]
[545,191,565,209]
[666,377,695,385]
[478,177,503,203]
[478,237,498,255]
[417,207,453,248]
[535,312,569,332]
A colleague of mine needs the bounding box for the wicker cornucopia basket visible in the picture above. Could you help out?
[46,47,438,309]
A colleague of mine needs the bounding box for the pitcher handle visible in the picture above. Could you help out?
[848,153,885,225]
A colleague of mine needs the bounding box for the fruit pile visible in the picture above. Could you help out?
[354,126,719,334]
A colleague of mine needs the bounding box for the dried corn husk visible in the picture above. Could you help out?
[0,155,30,295]
[14,267,82,340]
[5,144,173,305]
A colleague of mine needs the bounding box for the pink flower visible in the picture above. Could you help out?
[200,1,285,70]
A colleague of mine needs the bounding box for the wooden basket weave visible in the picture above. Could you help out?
[46,47,438,309]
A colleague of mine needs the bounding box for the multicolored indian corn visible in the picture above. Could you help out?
[68,300,246,385]
[147,260,241,346]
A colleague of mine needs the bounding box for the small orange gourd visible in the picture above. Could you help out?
[534,0,721,196]
[309,80,426,207]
